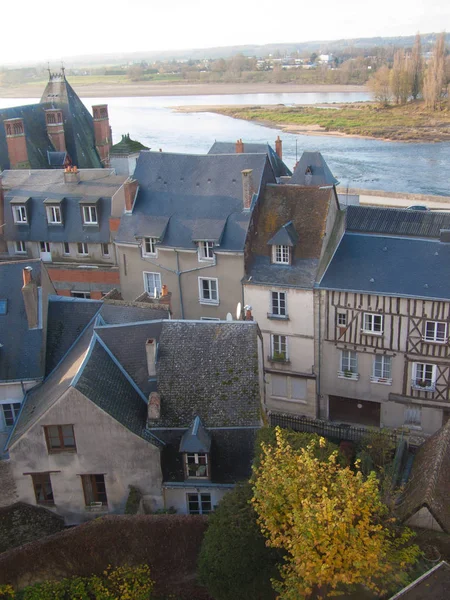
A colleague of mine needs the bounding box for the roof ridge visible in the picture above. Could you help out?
[423,421,450,507]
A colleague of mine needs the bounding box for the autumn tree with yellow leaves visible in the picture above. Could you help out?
[252,428,420,599]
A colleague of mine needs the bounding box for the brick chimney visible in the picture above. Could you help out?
[124,178,138,213]
[146,338,157,377]
[236,139,244,153]
[22,266,39,329]
[241,169,255,210]
[92,104,112,167]
[244,305,254,321]
[4,118,30,169]
[147,391,161,422]
[63,165,80,184]
[275,136,282,159]
[45,109,66,152]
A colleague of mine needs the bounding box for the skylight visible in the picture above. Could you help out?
[0,300,7,315]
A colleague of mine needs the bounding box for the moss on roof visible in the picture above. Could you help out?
[111,134,149,155]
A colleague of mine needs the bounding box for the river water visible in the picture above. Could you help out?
[1,93,449,196]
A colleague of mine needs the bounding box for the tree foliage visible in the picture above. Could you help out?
[423,32,447,109]
[252,428,420,599]
[198,482,278,600]
[368,65,392,106]
[410,32,424,99]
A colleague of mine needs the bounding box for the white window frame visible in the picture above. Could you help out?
[71,291,91,299]
[101,243,110,257]
[199,277,219,305]
[338,350,359,380]
[143,271,162,298]
[187,492,212,515]
[14,241,26,254]
[46,205,62,225]
[272,244,290,265]
[77,242,89,256]
[423,321,448,344]
[12,205,27,224]
[40,241,51,253]
[362,312,383,335]
[82,205,98,225]
[270,334,288,361]
[198,241,215,262]
[412,362,437,392]
[0,401,21,430]
[270,291,287,317]
[404,405,422,429]
[142,237,157,257]
[185,453,209,479]
[371,355,392,385]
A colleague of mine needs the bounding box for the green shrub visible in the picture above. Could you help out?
[124,485,142,515]
[0,585,15,599]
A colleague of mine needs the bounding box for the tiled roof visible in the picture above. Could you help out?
[396,420,450,534]
[290,151,338,186]
[389,562,450,600]
[346,205,450,238]
[0,260,46,381]
[116,151,275,252]
[317,233,450,300]
[208,141,292,177]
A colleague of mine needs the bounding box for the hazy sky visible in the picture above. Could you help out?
[2,0,449,65]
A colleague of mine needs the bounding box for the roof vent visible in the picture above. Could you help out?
[383,247,388,252]
[369,278,375,283]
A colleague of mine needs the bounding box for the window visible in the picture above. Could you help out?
[404,405,421,428]
[362,313,383,334]
[12,205,27,224]
[71,291,91,299]
[271,334,288,361]
[339,350,358,379]
[46,205,62,225]
[185,453,209,478]
[412,363,436,391]
[102,243,110,257]
[44,425,76,452]
[142,237,157,256]
[144,272,162,298]
[272,245,290,264]
[187,493,212,515]
[82,205,98,225]
[63,242,70,255]
[337,312,347,326]
[270,291,287,317]
[0,299,7,315]
[424,321,448,343]
[77,242,88,256]
[199,241,214,261]
[15,241,26,254]
[1,402,21,428]
[371,355,392,384]
[199,277,219,304]
[31,473,54,505]
[271,374,307,402]
[81,474,108,506]
[40,241,51,253]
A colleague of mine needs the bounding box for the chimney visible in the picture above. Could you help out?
[275,136,282,159]
[236,139,244,153]
[145,338,157,378]
[241,169,255,210]
[4,118,30,169]
[124,178,138,212]
[63,165,80,184]
[147,391,161,422]
[45,109,66,152]
[21,267,39,329]
[92,104,111,167]
[244,305,253,321]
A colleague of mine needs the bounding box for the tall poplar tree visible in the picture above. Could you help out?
[410,32,423,100]
[423,32,446,110]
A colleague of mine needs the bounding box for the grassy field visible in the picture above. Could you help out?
[209,102,450,142]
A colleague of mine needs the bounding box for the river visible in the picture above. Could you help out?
[1,92,449,196]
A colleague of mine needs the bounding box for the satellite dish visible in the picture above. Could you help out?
[226,312,233,321]
[236,302,242,320]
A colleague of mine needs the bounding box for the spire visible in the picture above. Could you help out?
[47,62,51,80]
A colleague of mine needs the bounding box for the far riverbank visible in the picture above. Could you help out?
[0,82,367,99]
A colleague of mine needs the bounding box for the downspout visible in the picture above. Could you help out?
[175,249,184,320]
[317,289,322,419]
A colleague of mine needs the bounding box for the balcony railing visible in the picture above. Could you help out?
[370,375,392,385]
[337,370,359,381]
[411,379,436,392]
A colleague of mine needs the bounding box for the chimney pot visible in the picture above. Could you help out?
[236,138,244,153]
[161,284,169,297]
[23,266,33,286]
[275,136,282,160]
[146,338,157,378]
[244,304,253,321]
[124,178,138,212]
[241,169,255,210]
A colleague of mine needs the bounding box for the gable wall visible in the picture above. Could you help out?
[9,387,162,524]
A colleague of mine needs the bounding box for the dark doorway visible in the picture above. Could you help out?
[329,396,380,427]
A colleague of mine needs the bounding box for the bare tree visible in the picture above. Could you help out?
[368,65,392,106]
[390,50,410,104]
[423,32,447,110]
[410,32,423,100]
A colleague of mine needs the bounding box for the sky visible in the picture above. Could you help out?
[1,0,449,65]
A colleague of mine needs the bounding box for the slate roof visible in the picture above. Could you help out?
[267,221,299,246]
[246,184,335,288]
[389,562,450,600]
[2,169,127,244]
[317,233,450,301]
[179,417,212,453]
[116,151,276,252]
[290,151,338,186]
[396,420,450,534]
[0,74,102,171]
[208,141,292,177]
[0,260,46,382]
[347,205,450,238]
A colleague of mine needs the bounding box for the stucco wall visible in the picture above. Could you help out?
[117,244,245,319]
[405,506,443,532]
[163,486,232,514]
[7,241,115,266]
[9,387,163,524]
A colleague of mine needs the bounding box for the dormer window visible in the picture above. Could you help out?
[46,205,62,225]
[143,237,157,257]
[12,205,27,224]
[82,205,98,225]
[273,245,290,264]
[185,453,209,479]
[199,241,214,261]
